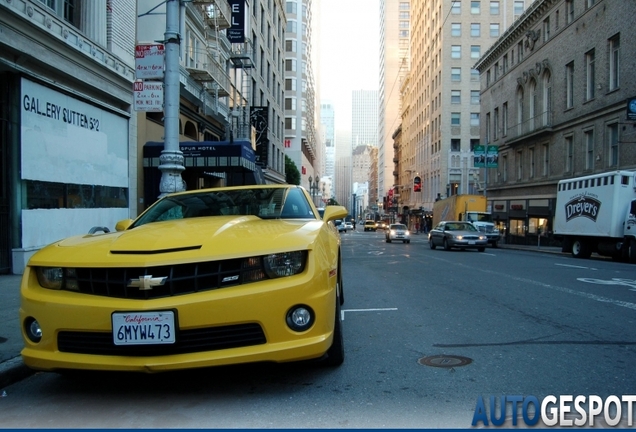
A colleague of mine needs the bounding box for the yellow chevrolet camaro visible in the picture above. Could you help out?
[20,185,349,373]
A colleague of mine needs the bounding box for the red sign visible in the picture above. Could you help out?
[135,44,165,80]
[413,176,421,192]
[301,166,306,175]
[284,139,291,148]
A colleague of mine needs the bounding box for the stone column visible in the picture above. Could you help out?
[81,0,107,46]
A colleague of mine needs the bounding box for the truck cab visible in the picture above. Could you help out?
[462,211,501,247]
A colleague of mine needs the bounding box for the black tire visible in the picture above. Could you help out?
[443,238,452,251]
[323,299,344,367]
[491,241,498,248]
[478,247,485,252]
[429,239,436,249]
[629,238,636,264]
[386,238,391,243]
[572,238,591,259]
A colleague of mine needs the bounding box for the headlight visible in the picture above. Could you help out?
[455,235,464,240]
[36,267,79,291]
[263,251,306,278]
[390,229,396,235]
[479,235,487,240]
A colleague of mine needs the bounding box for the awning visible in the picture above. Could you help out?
[143,139,264,185]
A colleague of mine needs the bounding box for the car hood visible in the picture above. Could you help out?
[29,216,325,267]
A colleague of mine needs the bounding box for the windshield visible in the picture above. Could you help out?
[132,187,317,228]
[445,222,477,231]
[467,212,493,223]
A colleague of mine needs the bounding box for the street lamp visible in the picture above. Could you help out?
[308,174,320,206]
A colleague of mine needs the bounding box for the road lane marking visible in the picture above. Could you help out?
[555,263,598,270]
[342,307,398,320]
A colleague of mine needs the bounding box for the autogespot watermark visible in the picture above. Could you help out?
[471,395,636,427]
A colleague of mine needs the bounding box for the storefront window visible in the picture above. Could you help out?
[510,219,525,235]
[528,217,548,235]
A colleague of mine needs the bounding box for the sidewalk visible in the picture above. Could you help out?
[0,243,565,389]
[0,274,33,389]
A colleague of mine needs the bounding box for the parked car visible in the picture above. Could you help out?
[344,221,354,231]
[335,219,347,233]
[386,224,410,243]
[428,221,487,252]
[364,220,377,232]
[20,185,349,373]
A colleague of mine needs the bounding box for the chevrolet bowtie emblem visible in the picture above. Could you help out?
[127,275,168,291]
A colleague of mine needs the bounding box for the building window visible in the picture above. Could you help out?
[585,129,594,170]
[285,39,297,52]
[451,45,461,59]
[609,35,620,91]
[494,62,499,80]
[502,102,508,136]
[451,112,461,126]
[451,67,461,81]
[517,41,524,61]
[470,139,480,151]
[451,23,461,36]
[529,147,535,178]
[513,1,524,16]
[486,112,491,143]
[585,50,595,100]
[471,68,480,81]
[566,0,574,24]
[490,23,500,37]
[471,90,480,105]
[503,54,508,73]
[285,97,296,110]
[543,17,550,41]
[493,108,499,140]
[471,45,480,59]
[471,23,481,37]
[490,1,500,14]
[516,150,523,180]
[486,70,491,86]
[565,135,573,172]
[542,143,549,176]
[471,113,480,127]
[285,59,296,72]
[566,62,574,108]
[608,123,619,166]
[285,78,296,91]
[451,90,461,104]
[471,1,481,14]
[586,0,595,8]
[285,117,296,130]
[451,139,461,151]
[286,20,297,33]
[38,0,80,28]
[451,2,461,14]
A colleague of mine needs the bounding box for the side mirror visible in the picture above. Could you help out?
[115,219,134,231]
[323,206,348,223]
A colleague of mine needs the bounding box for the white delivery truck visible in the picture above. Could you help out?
[554,170,636,262]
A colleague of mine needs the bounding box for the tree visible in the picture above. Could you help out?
[285,155,300,185]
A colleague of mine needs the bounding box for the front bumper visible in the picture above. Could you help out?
[20,265,337,373]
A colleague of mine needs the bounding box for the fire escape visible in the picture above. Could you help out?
[187,1,253,141]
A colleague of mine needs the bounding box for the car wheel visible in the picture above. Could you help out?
[443,238,452,251]
[491,241,498,248]
[478,247,485,252]
[429,238,436,249]
[386,238,391,243]
[572,238,591,259]
[323,299,344,367]
[629,238,636,264]
[407,240,410,244]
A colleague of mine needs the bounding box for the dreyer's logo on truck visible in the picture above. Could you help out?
[564,193,601,222]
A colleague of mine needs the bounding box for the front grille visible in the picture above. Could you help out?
[70,258,266,299]
[462,235,481,240]
[58,323,266,356]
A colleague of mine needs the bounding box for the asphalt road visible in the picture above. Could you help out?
[1,230,635,428]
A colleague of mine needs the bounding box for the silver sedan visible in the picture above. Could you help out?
[428,221,487,252]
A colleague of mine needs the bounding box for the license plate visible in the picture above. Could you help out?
[112,311,176,346]
[468,241,476,245]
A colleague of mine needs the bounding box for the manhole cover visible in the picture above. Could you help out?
[418,355,472,368]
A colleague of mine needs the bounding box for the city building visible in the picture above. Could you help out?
[475,0,636,245]
[378,0,410,212]
[320,101,336,193]
[1,0,137,274]
[394,0,533,223]
[352,89,379,206]
[284,0,323,198]
[137,0,286,208]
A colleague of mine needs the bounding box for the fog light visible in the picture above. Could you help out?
[286,305,315,332]
[25,317,42,343]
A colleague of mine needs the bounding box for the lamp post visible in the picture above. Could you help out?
[308,174,320,207]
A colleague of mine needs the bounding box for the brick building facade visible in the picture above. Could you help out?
[475,0,636,246]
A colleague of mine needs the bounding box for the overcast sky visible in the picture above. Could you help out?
[318,0,380,132]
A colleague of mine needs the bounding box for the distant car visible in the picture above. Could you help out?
[335,219,347,233]
[19,184,349,373]
[364,220,377,232]
[344,221,354,231]
[428,221,487,252]
[375,221,388,230]
[385,224,410,243]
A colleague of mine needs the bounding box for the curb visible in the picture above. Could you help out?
[0,357,35,390]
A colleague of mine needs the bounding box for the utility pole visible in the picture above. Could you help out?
[158,0,185,197]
